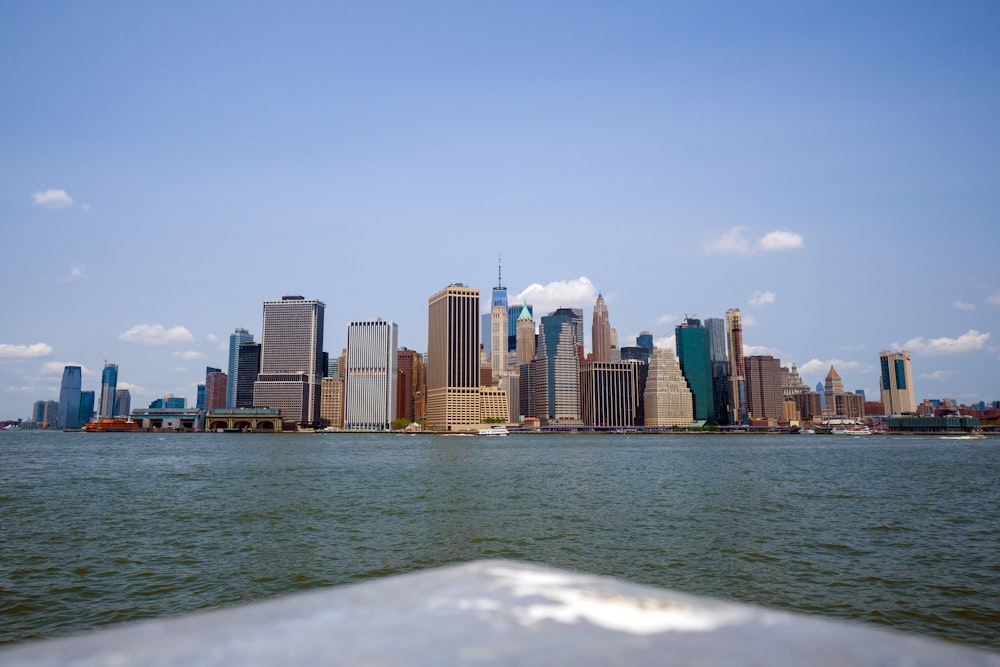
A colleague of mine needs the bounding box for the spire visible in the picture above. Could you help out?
[496,252,503,289]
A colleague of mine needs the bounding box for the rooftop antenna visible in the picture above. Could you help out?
[497,252,503,289]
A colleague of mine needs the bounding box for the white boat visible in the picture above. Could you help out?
[478,425,509,436]
[831,427,872,436]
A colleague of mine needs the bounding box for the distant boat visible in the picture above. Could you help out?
[82,418,141,432]
[478,425,509,437]
[831,426,872,436]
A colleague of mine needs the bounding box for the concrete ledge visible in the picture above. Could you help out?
[2,560,997,666]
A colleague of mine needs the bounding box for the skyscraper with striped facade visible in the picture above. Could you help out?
[427,283,481,431]
[344,319,398,430]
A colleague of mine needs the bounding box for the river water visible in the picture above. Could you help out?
[1,430,997,649]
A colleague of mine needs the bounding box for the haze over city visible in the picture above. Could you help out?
[2,2,999,419]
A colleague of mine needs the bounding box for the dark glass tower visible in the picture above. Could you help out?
[57,365,83,428]
[227,327,253,408]
[675,318,714,424]
[98,363,118,418]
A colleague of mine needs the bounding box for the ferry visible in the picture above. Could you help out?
[478,425,509,437]
[831,426,872,436]
[82,418,141,432]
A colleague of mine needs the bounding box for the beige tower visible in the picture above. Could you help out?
[591,293,612,363]
[490,303,508,379]
[644,348,694,426]
[725,308,746,424]
[427,283,481,431]
[515,302,535,367]
[880,350,916,414]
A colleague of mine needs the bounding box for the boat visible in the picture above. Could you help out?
[831,426,872,436]
[478,425,509,436]
[82,418,141,432]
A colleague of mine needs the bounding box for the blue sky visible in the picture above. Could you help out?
[2,1,999,418]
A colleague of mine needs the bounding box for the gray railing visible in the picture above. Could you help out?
[2,560,997,666]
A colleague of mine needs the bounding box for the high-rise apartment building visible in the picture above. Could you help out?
[344,319,398,430]
[591,294,612,363]
[880,350,916,415]
[226,327,254,408]
[725,308,747,424]
[427,284,481,431]
[98,363,118,419]
[745,355,784,422]
[580,361,637,427]
[254,296,325,428]
[57,365,83,429]
[644,348,694,426]
[532,311,581,425]
[675,318,714,424]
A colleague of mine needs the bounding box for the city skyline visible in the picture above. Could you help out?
[2,3,999,418]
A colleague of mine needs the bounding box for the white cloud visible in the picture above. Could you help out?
[758,230,805,251]
[0,342,53,359]
[797,358,869,382]
[704,226,753,255]
[81,203,92,212]
[953,300,975,311]
[749,291,776,307]
[171,350,206,361]
[40,361,96,378]
[704,227,804,255]
[900,330,990,356]
[988,292,1000,306]
[919,370,953,381]
[514,276,597,318]
[58,265,88,283]
[743,344,781,358]
[206,334,220,343]
[656,314,678,325]
[742,315,758,327]
[32,189,74,209]
[119,324,195,346]
[653,335,676,352]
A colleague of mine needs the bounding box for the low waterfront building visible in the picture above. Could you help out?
[886,415,979,433]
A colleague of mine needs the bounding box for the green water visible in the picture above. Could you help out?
[1,431,998,648]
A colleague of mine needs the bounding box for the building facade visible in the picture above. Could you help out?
[675,318,714,424]
[580,361,637,427]
[57,365,83,429]
[643,348,694,427]
[591,294,612,363]
[725,308,747,424]
[98,363,118,419]
[427,284,481,431]
[235,342,261,408]
[880,350,916,415]
[226,327,254,408]
[254,296,325,428]
[533,311,581,425]
[344,319,398,431]
[745,355,784,423]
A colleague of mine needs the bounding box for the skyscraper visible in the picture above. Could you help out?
[79,390,95,425]
[644,348,694,426]
[725,308,747,424]
[675,318,713,424]
[515,303,535,367]
[396,348,424,423]
[549,307,584,361]
[98,363,118,419]
[636,331,654,354]
[254,296,325,428]
[745,355,784,422]
[591,293,612,363]
[226,327,254,408]
[533,311,581,425]
[880,350,916,415]
[580,361,637,426]
[114,389,131,418]
[57,365,83,429]
[491,303,508,379]
[205,371,228,410]
[427,283,481,431]
[344,319,398,431]
[235,342,261,408]
[705,317,730,425]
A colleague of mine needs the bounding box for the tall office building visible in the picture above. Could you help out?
[508,303,531,353]
[98,363,118,419]
[725,308,747,424]
[745,355,784,422]
[823,366,843,414]
[79,390,95,424]
[675,318,714,424]
[427,284,481,431]
[644,349,694,426]
[254,296,325,428]
[226,327,254,408]
[549,307,584,361]
[580,361,637,427]
[114,389,131,417]
[533,311,581,425]
[491,304,508,379]
[344,319,398,431]
[396,348,425,423]
[591,294,612,363]
[880,350,916,415]
[235,342,261,408]
[57,365,83,429]
[636,331,654,354]
[515,303,535,367]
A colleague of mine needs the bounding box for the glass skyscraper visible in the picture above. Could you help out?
[57,365,83,429]
[675,318,714,424]
[98,363,118,419]
[227,327,254,408]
